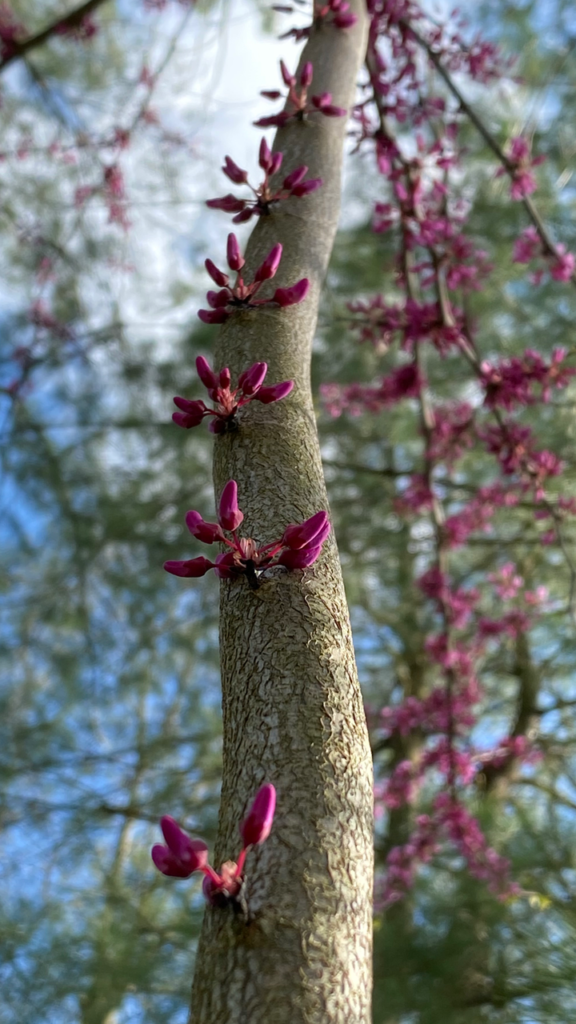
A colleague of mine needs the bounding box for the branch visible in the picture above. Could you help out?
[190,9,373,1024]
[0,0,111,73]
[405,20,575,277]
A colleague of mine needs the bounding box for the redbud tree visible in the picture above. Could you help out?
[2,1,576,1023]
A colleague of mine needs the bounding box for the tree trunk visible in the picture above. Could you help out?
[189,9,373,1024]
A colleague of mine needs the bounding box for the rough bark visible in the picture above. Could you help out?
[189,9,373,1024]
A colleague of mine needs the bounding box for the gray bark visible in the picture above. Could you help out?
[190,8,373,1024]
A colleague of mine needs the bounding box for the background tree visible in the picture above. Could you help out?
[1,1,576,1023]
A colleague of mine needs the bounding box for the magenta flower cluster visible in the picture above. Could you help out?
[164,480,331,587]
[173,356,293,433]
[198,233,309,324]
[314,0,576,908]
[496,135,545,200]
[255,60,346,129]
[152,783,276,906]
[207,137,323,223]
[480,348,575,410]
[275,0,358,41]
[513,225,575,284]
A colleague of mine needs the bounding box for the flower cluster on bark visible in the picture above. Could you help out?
[152,784,276,907]
[207,137,323,223]
[255,59,347,128]
[172,355,293,433]
[275,0,358,40]
[198,232,309,324]
[164,481,331,588]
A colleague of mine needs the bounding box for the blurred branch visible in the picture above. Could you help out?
[405,20,576,281]
[0,0,112,73]
[515,778,576,816]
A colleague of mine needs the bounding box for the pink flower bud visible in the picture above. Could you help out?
[240,783,276,847]
[232,206,254,224]
[238,361,268,395]
[214,551,237,578]
[207,289,230,309]
[164,556,216,577]
[282,510,330,549]
[172,411,199,428]
[260,90,283,100]
[259,137,273,171]
[219,480,244,532]
[300,61,313,88]
[152,817,209,878]
[272,278,309,307]
[509,135,530,162]
[185,511,223,544]
[226,233,245,272]
[291,178,323,197]
[222,156,248,184]
[321,104,347,117]
[282,165,308,190]
[173,396,207,415]
[205,258,229,288]
[172,398,207,428]
[270,152,283,176]
[280,60,295,86]
[162,817,208,864]
[551,249,575,281]
[219,367,231,388]
[206,194,247,213]
[277,544,323,569]
[312,94,346,116]
[252,380,294,404]
[254,243,283,282]
[198,308,229,324]
[333,11,357,27]
[254,112,290,129]
[195,356,219,389]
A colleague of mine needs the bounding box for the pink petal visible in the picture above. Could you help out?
[278,544,323,569]
[280,59,295,86]
[259,137,273,172]
[204,258,229,288]
[271,278,309,307]
[238,361,268,395]
[206,194,246,213]
[291,178,323,197]
[163,557,215,578]
[251,380,294,404]
[218,480,244,532]
[282,510,330,549]
[195,356,218,389]
[226,233,245,272]
[185,511,224,544]
[240,783,276,847]
[198,308,229,324]
[254,243,283,282]
[300,61,313,88]
[222,156,248,185]
[282,165,308,190]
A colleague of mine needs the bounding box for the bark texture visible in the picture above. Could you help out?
[190,9,373,1024]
